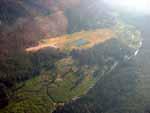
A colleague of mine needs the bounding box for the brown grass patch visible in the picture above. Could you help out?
[26,29,115,52]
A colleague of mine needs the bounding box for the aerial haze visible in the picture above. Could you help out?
[0,0,150,113]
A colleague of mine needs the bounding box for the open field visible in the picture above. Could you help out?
[26,22,142,53]
[0,56,98,113]
[26,29,115,52]
[0,72,97,113]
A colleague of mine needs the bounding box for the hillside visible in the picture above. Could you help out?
[0,0,145,113]
[0,20,142,113]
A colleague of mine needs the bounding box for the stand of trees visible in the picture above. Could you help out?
[53,39,144,113]
[71,39,133,66]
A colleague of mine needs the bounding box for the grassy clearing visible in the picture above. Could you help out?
[26,23,141,53]
[48,73,96,102]
[26,29,114,52]
[0,70,96,113]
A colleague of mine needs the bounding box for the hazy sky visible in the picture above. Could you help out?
[103,0,150,14]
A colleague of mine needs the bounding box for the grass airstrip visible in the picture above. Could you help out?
[26,29,115,52]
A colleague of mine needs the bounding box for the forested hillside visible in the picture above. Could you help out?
[0,0,147,113]
[0,0,115,109]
